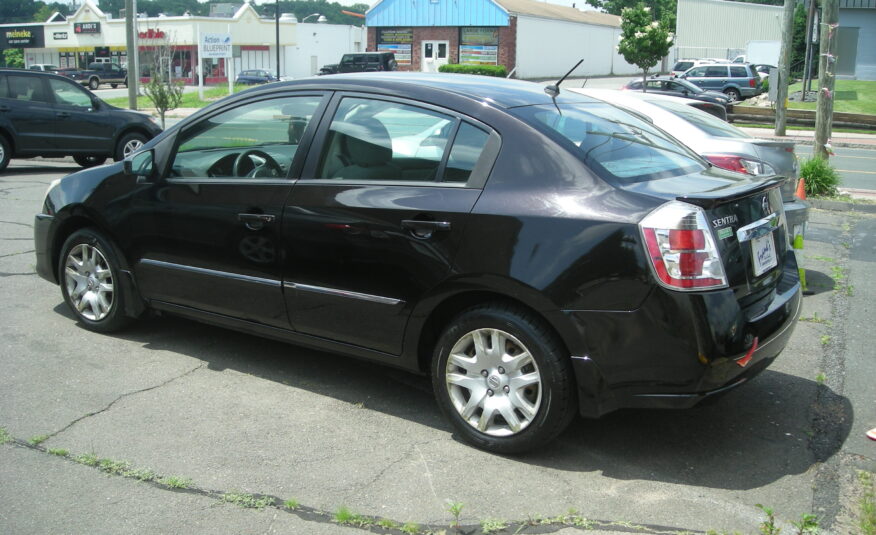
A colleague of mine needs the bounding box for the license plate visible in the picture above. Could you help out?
[751,232,777,277]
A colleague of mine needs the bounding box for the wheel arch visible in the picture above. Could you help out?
[406,279,584,375]
[0,127,16,155]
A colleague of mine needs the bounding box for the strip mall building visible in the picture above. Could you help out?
[0,0,365,82]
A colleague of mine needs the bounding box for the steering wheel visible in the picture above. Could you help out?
[233,149,283,178]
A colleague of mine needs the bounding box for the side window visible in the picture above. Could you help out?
[0,75,7,99]
[49,78,93,108]
[687,67,706,77]
[171,95,323,178]
[729,66,748,78]
[443,123,489,183]
[316,97,455,182]
[7,75,48,103]
[341,55,355,65]
[705,66,727,78]
[644,81,662,90]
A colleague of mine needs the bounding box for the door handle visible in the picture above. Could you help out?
[0,105,9,112]
[56,111,71,118]
[401,219,451,239]
[238,213,275,231]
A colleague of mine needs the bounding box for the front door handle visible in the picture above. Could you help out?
[56,111,71,118]
[401,219,451,239]
[238,213,275,231]
[0,105,9,112]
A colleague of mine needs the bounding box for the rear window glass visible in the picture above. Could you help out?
[673,61,693,71]
[511,103,704,184]
[644,98,751,139]
[705,66,727,77]
[729,66,749,78]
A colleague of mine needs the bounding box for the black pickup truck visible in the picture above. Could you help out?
[61,62,127,90]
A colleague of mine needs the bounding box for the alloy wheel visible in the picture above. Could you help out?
[123,139,144,158]
[444,328,542,436]
[64,243,114,321]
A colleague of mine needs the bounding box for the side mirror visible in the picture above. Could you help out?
[124,149,154,182]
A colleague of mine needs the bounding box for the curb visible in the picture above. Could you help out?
[809,198,876,214]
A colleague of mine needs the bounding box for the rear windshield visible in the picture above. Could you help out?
[643,98,751,139]
[511,103,705,184]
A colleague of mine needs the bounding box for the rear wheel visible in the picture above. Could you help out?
[59,228,132,332]
[88,78,100,90]
[0,135,10,172]
[724,88,741,103]
[110,83,118,89]
[115,132,147,161]
[73,155,107,168]
[431,303,577,453]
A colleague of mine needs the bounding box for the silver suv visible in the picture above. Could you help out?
[680,63,763,102]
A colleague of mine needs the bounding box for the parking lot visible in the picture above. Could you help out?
[1,158,874,534]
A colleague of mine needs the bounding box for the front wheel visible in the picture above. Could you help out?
[0,135,10,172]
[724,88,741,103]
[431,303,577,453]
[58,228,132,332]
[115,132,147,161]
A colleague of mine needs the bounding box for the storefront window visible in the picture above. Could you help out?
[459,27,499,66]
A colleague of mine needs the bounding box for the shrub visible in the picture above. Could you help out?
[799,157,840,196]
[438,64,507,77]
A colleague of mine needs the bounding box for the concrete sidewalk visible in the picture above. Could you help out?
[737,126,876,149]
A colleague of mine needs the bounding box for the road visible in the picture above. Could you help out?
[796,145,876,191]
[1,160,873,534]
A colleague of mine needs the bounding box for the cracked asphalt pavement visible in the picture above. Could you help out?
[1,158,874,534]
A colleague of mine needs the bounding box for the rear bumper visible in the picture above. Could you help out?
[566,251,801,418]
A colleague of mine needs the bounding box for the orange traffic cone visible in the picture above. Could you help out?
[796,177,807,200]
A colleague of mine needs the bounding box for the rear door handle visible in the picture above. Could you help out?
[238,213,275,230]
[56,111,70,118]
[401,219,451,239]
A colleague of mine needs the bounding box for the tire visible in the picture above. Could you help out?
[724,88,741,103]
[431,303,577,453]
[0,135,10,173]
[88,78,100,90]
[110,83,118,89]
[58,228,132,332]
[73,155,107,168]
[115,132,147,161]
[123,77,128,87]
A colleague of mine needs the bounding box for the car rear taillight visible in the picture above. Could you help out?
[703,154,775,176]
[639,201,728,290]
[749,78,756,87]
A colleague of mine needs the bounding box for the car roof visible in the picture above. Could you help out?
[239,72,598,109]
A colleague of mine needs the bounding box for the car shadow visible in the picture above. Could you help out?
[8,161,81,175]
[52,303,852,491]
[803,269,839,295]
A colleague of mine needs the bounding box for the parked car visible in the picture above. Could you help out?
[34,73,801,453]
[319,52,398,75]
[680,63,763,102]
[235,69,278,85]
[0,69,162,172]
[61,62,127,90]
[571,89,808,245]
[670,58,726,76]
[28,64,60,72]
[622,76,730,108]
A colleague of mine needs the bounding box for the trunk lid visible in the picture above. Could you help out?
[750,138,798,202]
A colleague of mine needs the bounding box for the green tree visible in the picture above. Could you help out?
[3,49,25,69]
[33,4,54,22]
[586,0,676,30]
[142,35,184,128]
[617,3,674,86]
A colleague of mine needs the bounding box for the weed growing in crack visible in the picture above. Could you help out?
[123,467,157,481]
[28,434,49,445]
[159,476,192,489]
[480,518,508,534]
[47,448,68,457]
[816,372,827,384]
[377,519,400,530]
[223,492,274,509]
[98,458,131,475]
[790,513,819,534]
[400,522,420,534]
[447,500,464,529]
[333,506,371,527]
[756,504,780,535]
[0,427,12,444]
[283,498,299,510]
[799,313,831,325]
[75,453,99,466]
[821,335,831,346]
[860,471,876,535]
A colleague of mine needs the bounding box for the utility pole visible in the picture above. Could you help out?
[125,0,137,109]
[774,0,796,136]
[814,0,838,160]
[802,0,818,96]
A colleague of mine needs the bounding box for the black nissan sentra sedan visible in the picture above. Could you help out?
[34,73,801,453]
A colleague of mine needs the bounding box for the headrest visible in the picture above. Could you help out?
[334,119,393,166]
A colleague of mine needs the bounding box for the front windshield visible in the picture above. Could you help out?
[512,102,705,184]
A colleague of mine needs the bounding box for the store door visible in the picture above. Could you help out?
[421,41,449,72]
